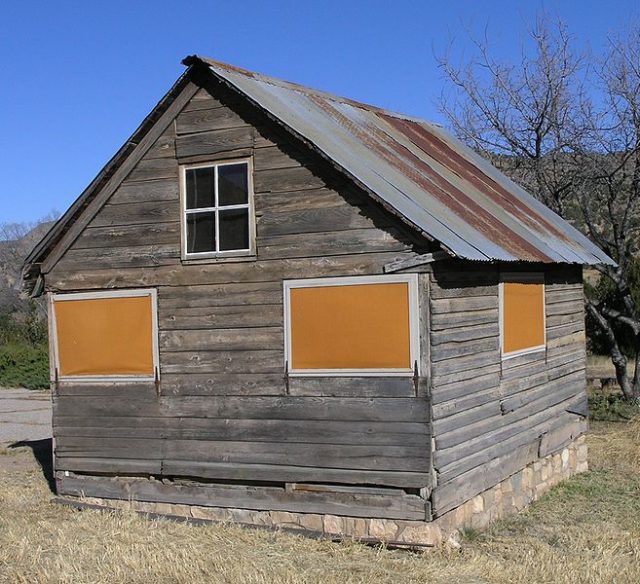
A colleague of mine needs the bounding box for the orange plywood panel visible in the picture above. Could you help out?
[290,282,411,370]
[54,296,154,377]
[503,282,544,354]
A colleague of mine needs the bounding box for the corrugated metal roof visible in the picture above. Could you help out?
[195,56,614,266]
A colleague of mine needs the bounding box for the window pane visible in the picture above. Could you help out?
[185,167,215,209]
[186,212,216,253]
[218,163,249,206]
[289,283,412,370]
[503,281,544,354]
[219,209,249,251]
[54,296,154,376]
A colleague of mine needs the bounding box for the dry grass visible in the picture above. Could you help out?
[1,421,639,584]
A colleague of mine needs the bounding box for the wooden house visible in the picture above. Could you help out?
[23,56,614,546]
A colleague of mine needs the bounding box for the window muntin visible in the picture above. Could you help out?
[182,161,252,257]
[284,275,420,376]
[50,289,159,381]
[500,273,545,358]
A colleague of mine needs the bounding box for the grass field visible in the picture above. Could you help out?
[0,419,639,584]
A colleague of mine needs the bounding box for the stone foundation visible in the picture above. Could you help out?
[61,435,588,547]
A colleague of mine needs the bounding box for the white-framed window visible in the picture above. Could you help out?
[499,272,546,359]
[180,159,255,259]
[49,288,160,383]
[283,274,420,377]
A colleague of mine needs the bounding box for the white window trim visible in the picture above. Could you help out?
[179,159,255,260]
[49,288,160,383]
[499,272,546,360]
[283,274,420,377]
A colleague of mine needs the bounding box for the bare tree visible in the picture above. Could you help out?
[580,30,640,401]
[438,18,640,402]
[438,17,588,217]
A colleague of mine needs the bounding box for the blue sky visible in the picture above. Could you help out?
[0,0,636,224]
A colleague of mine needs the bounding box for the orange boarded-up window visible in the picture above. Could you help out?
[502,278,545,355]
[53,292,156,377]
[286,278,417,372]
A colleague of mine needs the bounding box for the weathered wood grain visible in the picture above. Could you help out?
[159,304,282,330]
[57,472,427,520]
[176,127,253,158]
[175,106,249,134]
[108,178,180,204]
[75,222,180,249]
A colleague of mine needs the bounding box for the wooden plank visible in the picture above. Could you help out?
[430,283,498,299]
[430,338,499,363]
[432,401,502,436]
[289,377,415,398]
[158,281,282,306]
[538,417,586,458]
[254,188,348,213]
[109,178,180,204]
[126,157,179,182]
[431,296,497,315]
[145,133,176,159]
[500,357,585,398]
[55,417,429,448]
[432,440,539,516]
[432,387,501,420]
[56,244,180,271]
[175,127,253,158]
[435,377,581,450]
[547,320,584,340]
[254,165,327,193]
[159,328,283,352]
[258,205,379,237]
[55,457,161,475]
[431,372,500,406]
[161,349,282,374]
[430,323,499,345]
[56,473,427,520]
[161,395,429,423]
[159,304,282,330]
[435,406,585,484]
[87,200,180,228]
[55,457,430,488]
[546,299,584,316]
[55,394,428,423]
[47,251,411,291]
[431,362,501,388]
[181,88,227,112]
[161,373,286,396]
[74,222,180,249]
[431,349,500,377]
[430,308,498,331]
[253,144,309,171]
[258,228,408,259]
[545,289,584,304]
[55,437,429,472]
[175,106,249,134]
[500,370,584,414]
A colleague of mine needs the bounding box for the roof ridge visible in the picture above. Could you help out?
[183,54,433,124]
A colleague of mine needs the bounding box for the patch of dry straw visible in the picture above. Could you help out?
[0,420,638,584]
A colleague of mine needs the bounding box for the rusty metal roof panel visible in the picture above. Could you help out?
[200,57,614,266]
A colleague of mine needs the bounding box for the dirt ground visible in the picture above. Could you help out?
[0,388,51,445]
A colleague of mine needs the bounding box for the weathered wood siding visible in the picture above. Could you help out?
[46,78,433,517]
[429,262,587,517]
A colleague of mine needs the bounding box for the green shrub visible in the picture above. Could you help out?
[588,387,640,421]
[0,343,49,390]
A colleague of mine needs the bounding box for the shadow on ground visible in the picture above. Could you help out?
[9,438,55,493]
